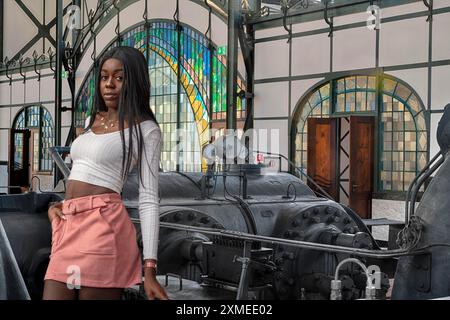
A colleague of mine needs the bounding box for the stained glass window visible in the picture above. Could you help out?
[380,81,427,191]
[335,76,376,113]
[76,21,247,172]
[40,110,54,171]
[13,132,24,171]
[14,106,54,172]
[149,50,201,172]
[293,75,427,193]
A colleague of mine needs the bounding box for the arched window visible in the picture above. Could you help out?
[75,21,247,172]
[292,75,427,195]
[13,106,54,172]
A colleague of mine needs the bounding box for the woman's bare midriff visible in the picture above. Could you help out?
[65,180,118,200]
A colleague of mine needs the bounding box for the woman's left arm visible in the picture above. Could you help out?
[138,125,168,300]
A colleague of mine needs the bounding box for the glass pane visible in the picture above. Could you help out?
[418,152,427,169]
[301,102,312,120]
[336,94,345,112]
[392,112,403,131]
[345,77,356,90]
[312,105,322,116]
[295,151,301,164]
[320,84,330,100]
[381,112,392,131]
[309,91,321,108]
[367,76,376,89]
[383,78,397,94]
[395,83,411,102]
[392,155,403,171]
[346,92,356,112]
[322,99,330,115]
[367,92,376,111]
[337,79,345,93]
[382,152,392,170]
[302,134,308,150]
[404,112,415,131]
[356,92,366,112]
[383,134,392,151]
[418,132,427,151]
[407,94,421,114]
[416,113,426,131]
[404,152,416,171]
[392,172,403,191]
[381,171,392,190]
[356,76,367,89]
[382,95,392,112]
[404,132,416,151]
[404,172,416,190]
[393,132,404,150]
[14,133,23,170]
[393,99,404,112]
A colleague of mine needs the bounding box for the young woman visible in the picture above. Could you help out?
[43,46,168,300]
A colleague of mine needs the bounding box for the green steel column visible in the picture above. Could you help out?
[53,0,63,187]
[226,0,240,131]
[0,0,4,61]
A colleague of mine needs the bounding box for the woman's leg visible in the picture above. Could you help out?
[42,279,78,300]
[78,286,124,300]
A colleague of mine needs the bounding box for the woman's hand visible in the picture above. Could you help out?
[144,267,169,300]
[48,201,66,223]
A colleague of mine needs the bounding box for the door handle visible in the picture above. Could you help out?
[352,184,359,192]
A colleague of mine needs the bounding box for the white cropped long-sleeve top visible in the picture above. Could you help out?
[68,116,161,260]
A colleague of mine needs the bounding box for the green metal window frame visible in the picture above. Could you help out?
[13,105,54,172]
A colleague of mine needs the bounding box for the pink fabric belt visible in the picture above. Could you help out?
[62,192,122,215]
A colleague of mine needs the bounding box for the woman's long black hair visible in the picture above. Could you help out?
[83,46,160,185]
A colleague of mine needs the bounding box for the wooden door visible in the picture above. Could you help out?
[8,129,30,194]
[349,116,375,219]
[307,118,339,201]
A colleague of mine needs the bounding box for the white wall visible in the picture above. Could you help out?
[255,38,290,80]
[333,26,376,72]
[254,82,289,118]
[292,33,330,76]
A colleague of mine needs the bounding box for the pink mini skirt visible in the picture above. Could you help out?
[44,192,142,288]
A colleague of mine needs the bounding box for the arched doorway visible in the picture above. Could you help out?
[9,106,54,194]
[291,74,428,219]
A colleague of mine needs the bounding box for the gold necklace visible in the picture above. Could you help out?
[100,113,119,133]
